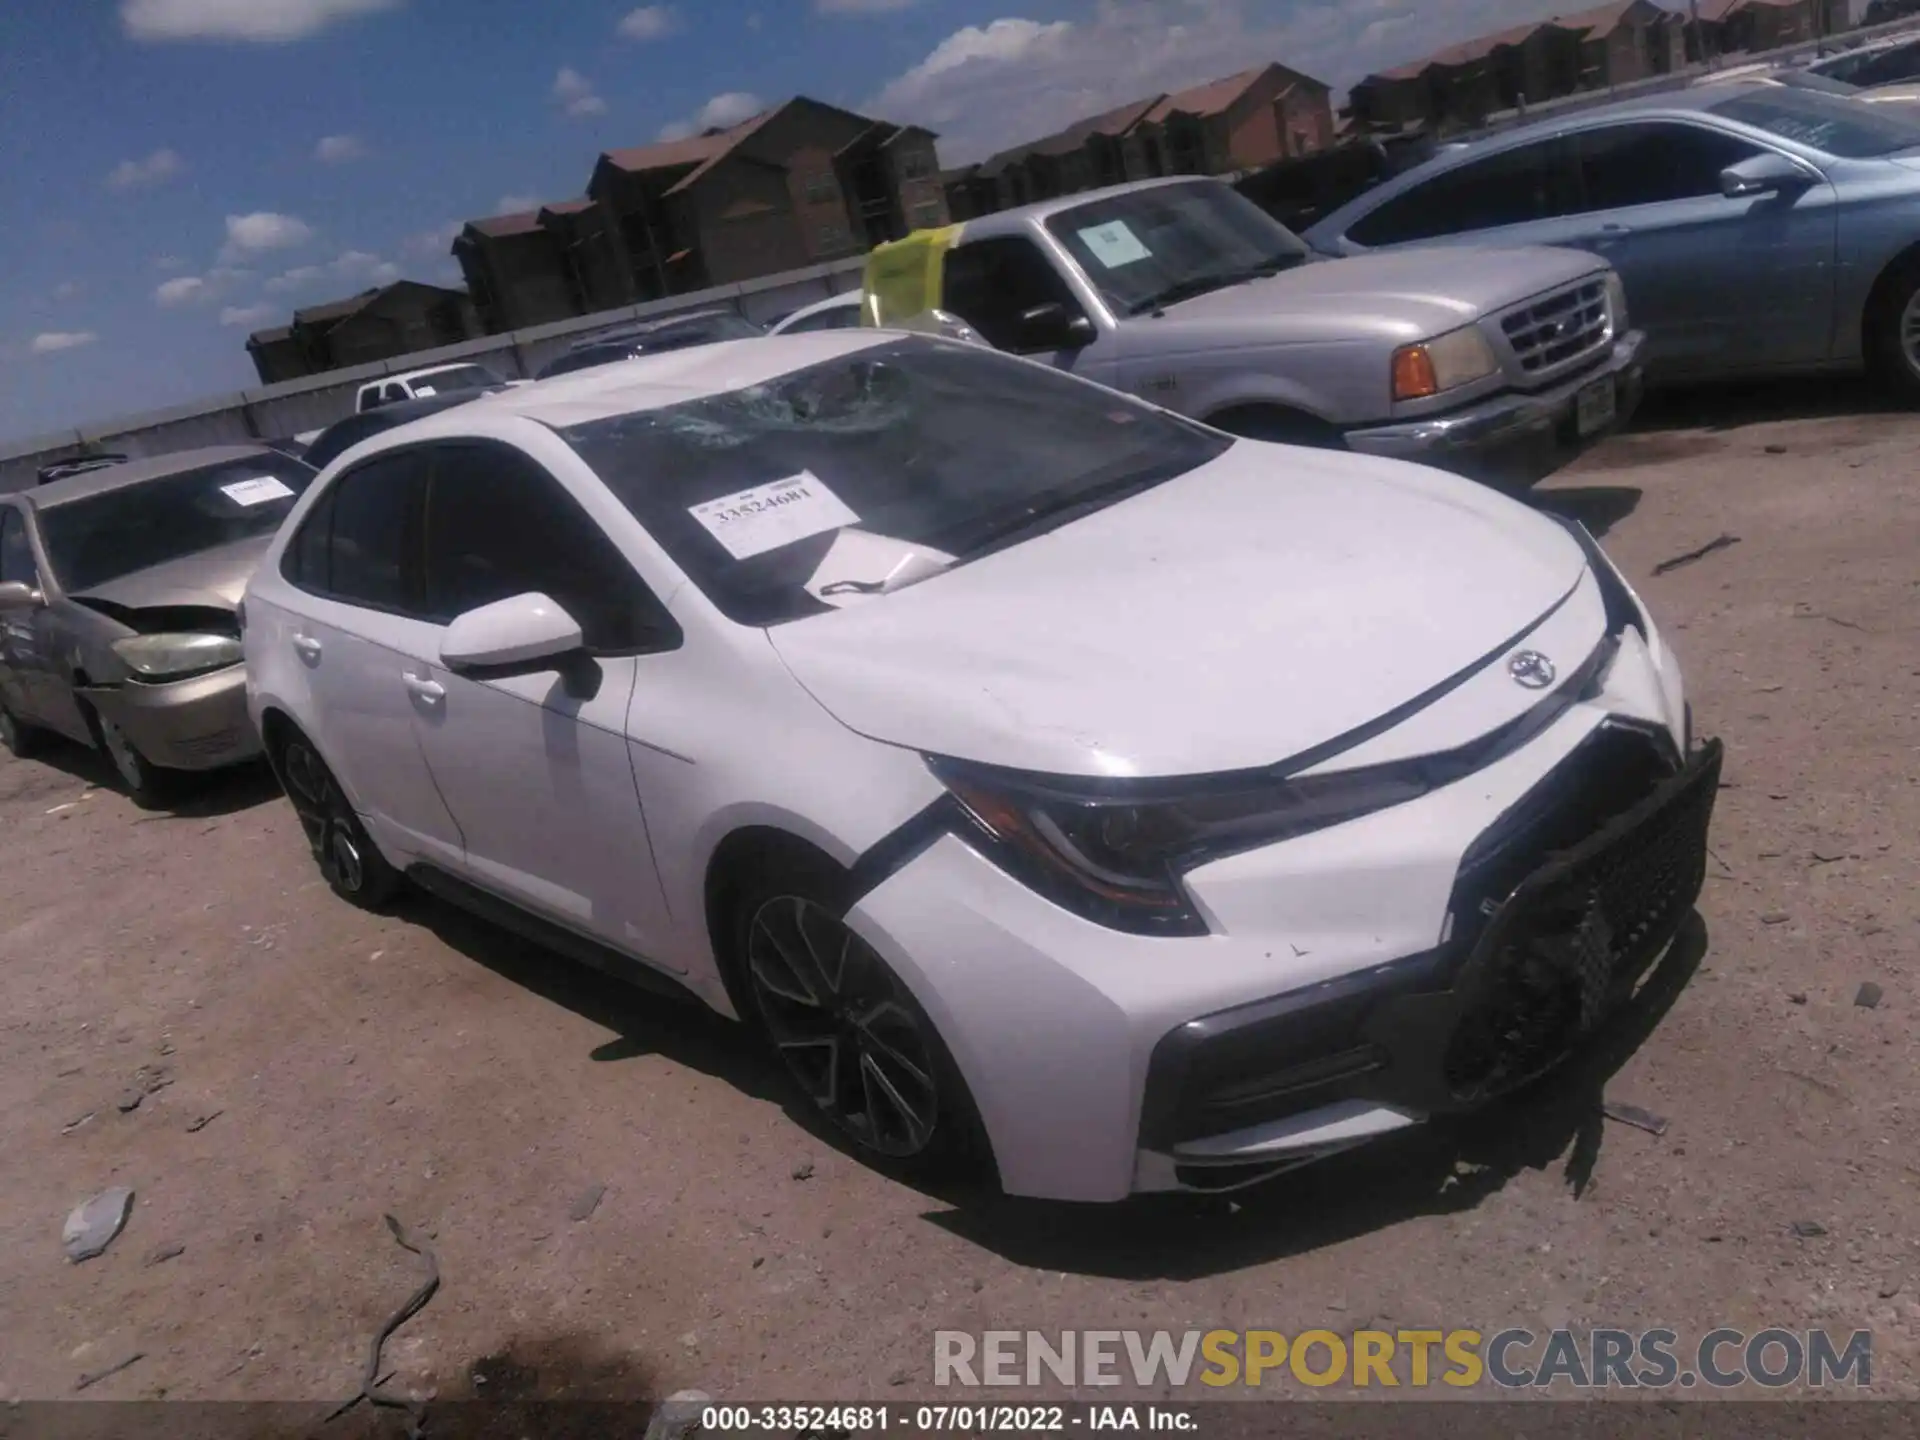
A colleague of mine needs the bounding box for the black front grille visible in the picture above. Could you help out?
[1443,736,1721,1103]
[1138,724,1716,1154]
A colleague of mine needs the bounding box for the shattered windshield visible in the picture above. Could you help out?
[559,338,1228,626]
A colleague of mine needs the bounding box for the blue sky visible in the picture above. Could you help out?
[0,0,1579,446]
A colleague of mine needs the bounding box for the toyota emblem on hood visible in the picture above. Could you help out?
[1508,650,1556,689]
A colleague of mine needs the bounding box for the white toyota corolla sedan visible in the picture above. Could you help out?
[241,331,1720,1203]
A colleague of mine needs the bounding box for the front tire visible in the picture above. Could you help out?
[731,855,991,1185]
[83,705,171,809]
[273,729,401,910]
[1867,258,1920,404]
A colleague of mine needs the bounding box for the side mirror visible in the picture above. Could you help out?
[0,581,43,614]
[1017,302,1096,351]
[439,592,583,673]
[1720,152,1814,198]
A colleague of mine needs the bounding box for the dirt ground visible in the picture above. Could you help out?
[2,379,1916,1413]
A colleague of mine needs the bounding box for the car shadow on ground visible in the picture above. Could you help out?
[922,913,1709,1281]
[6,735,281,819]
[1528,485,1642,537]
[396,892,788,1105]
[1631,375,1902,434]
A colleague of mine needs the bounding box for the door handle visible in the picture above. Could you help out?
[403,675,445,705]
[291,634,322,663]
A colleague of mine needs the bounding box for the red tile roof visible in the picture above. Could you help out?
[1145,68,1268,123]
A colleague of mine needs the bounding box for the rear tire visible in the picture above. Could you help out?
[272,728,402,910]
[726,850,994,1188]
[0,704,42,760]
[1866,258,1920,405]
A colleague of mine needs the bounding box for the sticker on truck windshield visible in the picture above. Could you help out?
[689,472,859,560]
[219,475,295,507]
[1077,220,1152,269]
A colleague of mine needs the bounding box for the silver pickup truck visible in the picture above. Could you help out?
[933,176,1645,485]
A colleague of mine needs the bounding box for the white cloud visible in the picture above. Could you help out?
[155,275,210,307]
[105,148,185,191]
[121,0,403,42]
[553,66,608,118]
[264,249,401,294]
[314,133,364,163]
[402,221,462,257]
[219,303,280,327]
[869,0,1584,165]
[30,331,97,354]
[154,265,252,307]
[657,91,763,142]
[818,0,919,12]
[221,211,314,261]
[616,5,676,40]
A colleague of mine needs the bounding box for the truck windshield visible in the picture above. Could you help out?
[1045,180,1311,316]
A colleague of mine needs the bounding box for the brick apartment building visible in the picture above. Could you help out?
[1348,1,1689,133]
[455,96,947,333]
[246,280,480,384]
[942,64,1336,220]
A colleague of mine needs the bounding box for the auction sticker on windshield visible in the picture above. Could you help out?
[1077,221,1152,269]
[220,476,295,507]
[690,472,860,560]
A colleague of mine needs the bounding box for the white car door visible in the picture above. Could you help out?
[405,440,679,966]
[277,449,465,869]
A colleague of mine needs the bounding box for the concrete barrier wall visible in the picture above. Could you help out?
[1,257,866,493]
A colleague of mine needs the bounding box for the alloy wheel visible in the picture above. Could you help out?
[97,715,147,792]
[746,895,940,1159]
[281,740,365,895]
[1899,289,1920,381]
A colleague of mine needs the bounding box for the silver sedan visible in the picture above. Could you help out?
[1304,80,1920,397]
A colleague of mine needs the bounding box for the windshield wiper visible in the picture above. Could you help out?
[1127,255,1307,315]
[943,467,1174,562]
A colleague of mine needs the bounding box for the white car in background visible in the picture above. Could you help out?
[354,362,508,413]
[241,331,1719,1202]
[771,292,985,345]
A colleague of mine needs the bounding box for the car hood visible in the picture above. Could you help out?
[766,443,1592,778]
[1151,245,1608,344]
[70,536,268,613]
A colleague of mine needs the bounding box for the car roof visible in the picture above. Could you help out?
[369,362,495,388]
[1398,78,1820,157]
[369,330,902,439]
[21,444,289,510]
[961,174,1232,233]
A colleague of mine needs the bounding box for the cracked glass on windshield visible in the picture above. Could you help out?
[559,338,1228,627]
[1044,180,1311,316]
[1708,87,1920,158]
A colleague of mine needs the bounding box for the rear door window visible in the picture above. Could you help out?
[290,451,427,614]
[1345,139,1572,245]
[0,508,37,587]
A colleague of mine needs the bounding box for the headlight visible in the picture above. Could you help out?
[110,632,243,682]
[1390,323,1500,401]
[1603,271,1628,333]
[928,755,1437,937]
